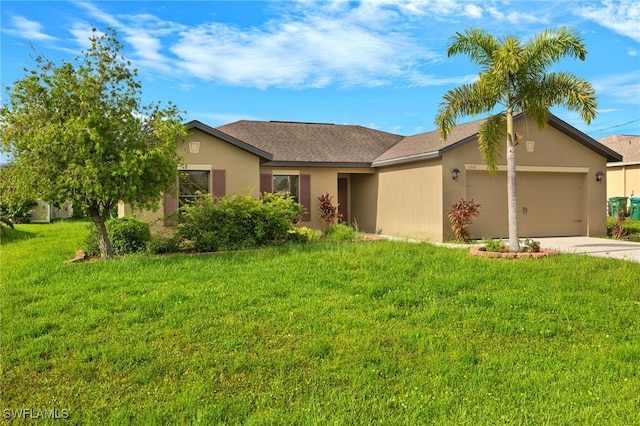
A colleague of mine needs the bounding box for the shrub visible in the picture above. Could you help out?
[608,207,628,239]
[483,238,506,253]
[175,192,305,253]
[325,223,359,242]
[448,198,481,242]
[84,216,151,257]
[146,234,181,255]
[288,226,323,243]
[318,192,342,226]
[521,238,540,252]
[1,200,37,224]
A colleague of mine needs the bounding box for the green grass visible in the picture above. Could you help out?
[2,222,640,424]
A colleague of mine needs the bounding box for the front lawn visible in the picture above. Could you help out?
[2,222,639,424]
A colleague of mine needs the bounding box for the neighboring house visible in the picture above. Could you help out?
[599,134,640,202]
[123,113,621,242]
[29,200,74,223]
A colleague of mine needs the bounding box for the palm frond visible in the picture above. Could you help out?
[447,28,498,69]
[435,83,497,140]
[478,113,506,174]
[523,27,587,74]
[544,72,597,124]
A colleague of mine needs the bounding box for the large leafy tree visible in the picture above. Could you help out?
[435,27,597,252]
[0,27,187,259]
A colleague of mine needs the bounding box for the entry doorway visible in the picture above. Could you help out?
[338,177,349,223]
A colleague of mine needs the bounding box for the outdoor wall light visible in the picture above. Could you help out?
[452,168,460,181]
[596,171,604,183]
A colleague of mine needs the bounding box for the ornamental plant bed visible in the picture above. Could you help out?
[470,245,560,259]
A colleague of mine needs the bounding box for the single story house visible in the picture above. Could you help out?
[122,113,622,242]
[599,134,639,203]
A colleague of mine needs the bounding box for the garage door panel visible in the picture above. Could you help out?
[466,171,583,239]
[519,173,582,237]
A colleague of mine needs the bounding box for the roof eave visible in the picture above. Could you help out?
[372,151,441,168]
[263,161,373,168]
[186,120,274,161]
[607,161,640,167]
[546,115,623,162]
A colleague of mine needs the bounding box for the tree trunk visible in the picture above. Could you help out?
[90,214,113,260]
[506,109,520,253]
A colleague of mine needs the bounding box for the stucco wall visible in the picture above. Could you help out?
[607,165,639,202]
[185,129,261,196]
[376,160,443,240]
[350,173,379,234]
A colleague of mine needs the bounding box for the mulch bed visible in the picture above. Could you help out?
[470,246,560,259]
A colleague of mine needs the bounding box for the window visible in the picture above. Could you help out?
[179,170,210,206]
[273,175,299,202]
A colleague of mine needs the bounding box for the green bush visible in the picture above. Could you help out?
[1,200,37,224]
[145,234,181,255]
[325,223,360,242]
[84,217,151,257]
[483,238,506,252]
[175,192,305,253]
[287,226,323,243]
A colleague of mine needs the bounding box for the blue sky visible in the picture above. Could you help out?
[1,0,639,149]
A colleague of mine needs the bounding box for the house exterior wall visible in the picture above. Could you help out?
[350,173,379,233]
[121,129,262,229]
[376,160,444,240]
[448,117,609,239]
[185,129,261,196]
[29,200,73,223]
[607,164,639,201]
[259,166,374,231]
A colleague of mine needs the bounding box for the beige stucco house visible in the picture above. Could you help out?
[123,113,621,242]
[599,135,639,204]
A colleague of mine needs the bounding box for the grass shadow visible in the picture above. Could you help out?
[0,226,36,245]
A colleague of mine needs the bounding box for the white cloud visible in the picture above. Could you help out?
[486,6,541,25]
[169,2,437,89]
[592,71,640,105]
[464,4,483,19]
[576,0,640,43]
[5,16,56,41]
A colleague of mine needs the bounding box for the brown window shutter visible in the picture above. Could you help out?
[163,190,178,227]
[260,173,272,193]
[300,174,311,222]
[212,169,226,198]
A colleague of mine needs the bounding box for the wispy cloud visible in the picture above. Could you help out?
[576,0,640,43]
[4,16,56,41]
[1,1,559,90]
[592,71,640,105]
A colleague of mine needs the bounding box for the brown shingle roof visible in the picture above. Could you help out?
[216,120,403,165]
[208,114,621,167]
[372,119,484,166]
[599,134,640,163]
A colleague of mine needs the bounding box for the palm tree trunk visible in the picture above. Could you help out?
[506,109,520,252]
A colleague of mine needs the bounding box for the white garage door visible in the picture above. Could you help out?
[466,171,583,239]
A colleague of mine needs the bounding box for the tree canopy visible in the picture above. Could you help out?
[0,27,187,258]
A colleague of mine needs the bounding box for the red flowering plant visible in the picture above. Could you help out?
[448,198,481,242]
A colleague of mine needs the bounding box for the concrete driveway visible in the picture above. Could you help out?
[535,237,640,263]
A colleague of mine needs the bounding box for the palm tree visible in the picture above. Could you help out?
[435,27,597,252]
